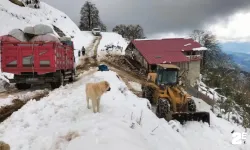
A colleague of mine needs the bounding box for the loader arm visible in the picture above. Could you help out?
[166,86,189,112]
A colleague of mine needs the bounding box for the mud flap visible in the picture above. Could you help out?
[172,111,210,125]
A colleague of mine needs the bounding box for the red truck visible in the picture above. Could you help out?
[0,40,76,90]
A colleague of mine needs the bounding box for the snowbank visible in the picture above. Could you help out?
[97,32,129,57]
[129,81,142,92]
[0,0,94,65]
[0,70,249,150]
[0,89,49,108]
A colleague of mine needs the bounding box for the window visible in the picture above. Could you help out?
[157,69,178,85]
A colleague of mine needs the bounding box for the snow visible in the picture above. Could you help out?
[197,75,226,102]
[184,43,191,46]
[193,47,208,51]
[129,81,142,92]
[97,32,129,58]
[0,70,249,150]
[0,89,49,108]
[134,38,162,41]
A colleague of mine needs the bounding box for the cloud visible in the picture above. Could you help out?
[208,11,250,43]
[42,0,250,36]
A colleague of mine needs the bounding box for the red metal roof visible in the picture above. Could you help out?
[131,38,203,64]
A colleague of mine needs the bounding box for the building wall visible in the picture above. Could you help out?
[125,44,149,70]
[187,60,201,86]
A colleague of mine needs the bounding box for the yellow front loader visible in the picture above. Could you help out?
[142,64,210,125]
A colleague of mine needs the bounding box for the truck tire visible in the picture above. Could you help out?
[15,83,31,90]
[51,72,65,89]
[69,70,76,83]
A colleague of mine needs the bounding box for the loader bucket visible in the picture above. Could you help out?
[171,111,210,125]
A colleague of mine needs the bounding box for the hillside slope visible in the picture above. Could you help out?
[0,70,249,150]
[97,32,129,58]
[227,52,250,72]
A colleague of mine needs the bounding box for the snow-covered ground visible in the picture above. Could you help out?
[197,74,226,101]
[197,74,246,126]
[129,81,142,92]
[97,32,129,58]
[0,70,249,150]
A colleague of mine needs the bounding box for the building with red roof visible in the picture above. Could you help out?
[124,38,208,86]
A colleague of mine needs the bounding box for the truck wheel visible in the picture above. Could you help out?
[59,73,65,86]
[51,72,65,89]
[156,98,172,121]
[69,70,76,83]
[15,83,31,90]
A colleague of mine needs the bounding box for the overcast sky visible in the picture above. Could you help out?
[42,0,250,41]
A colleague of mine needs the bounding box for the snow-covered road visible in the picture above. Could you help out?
[0,70,249,150]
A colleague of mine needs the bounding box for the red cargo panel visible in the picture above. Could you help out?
[1,41,74,75]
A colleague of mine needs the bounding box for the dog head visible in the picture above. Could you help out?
[100,81,111,92]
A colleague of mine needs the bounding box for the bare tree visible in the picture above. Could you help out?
[79,1,106,31]
[190,30,232,70]
[112,24,145,40]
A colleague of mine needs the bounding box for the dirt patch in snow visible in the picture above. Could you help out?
[100,55,147,82]
[0,89,49,122]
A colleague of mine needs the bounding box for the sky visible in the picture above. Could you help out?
[42,0,250,52]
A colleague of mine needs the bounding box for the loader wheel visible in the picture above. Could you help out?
[142,86,154,104]
[15,83,31,90]
[156,98,172,121]
[187,99,196,112]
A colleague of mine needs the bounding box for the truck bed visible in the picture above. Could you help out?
[1,41,74,75]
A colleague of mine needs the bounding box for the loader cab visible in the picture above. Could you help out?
[155,64,180,86]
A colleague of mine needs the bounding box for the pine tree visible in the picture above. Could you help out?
[79,1,106,31]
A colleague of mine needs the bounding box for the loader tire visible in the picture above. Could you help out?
[142,86,154,104]
[187,99,196,112]
[15,83,31,90]
[156,98,172,121]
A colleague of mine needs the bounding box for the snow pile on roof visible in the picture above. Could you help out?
[97,32,129,57]
[0,0,94,64]
[184,43,191,46]
[0,70,249,150]
[193,47,208,51]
